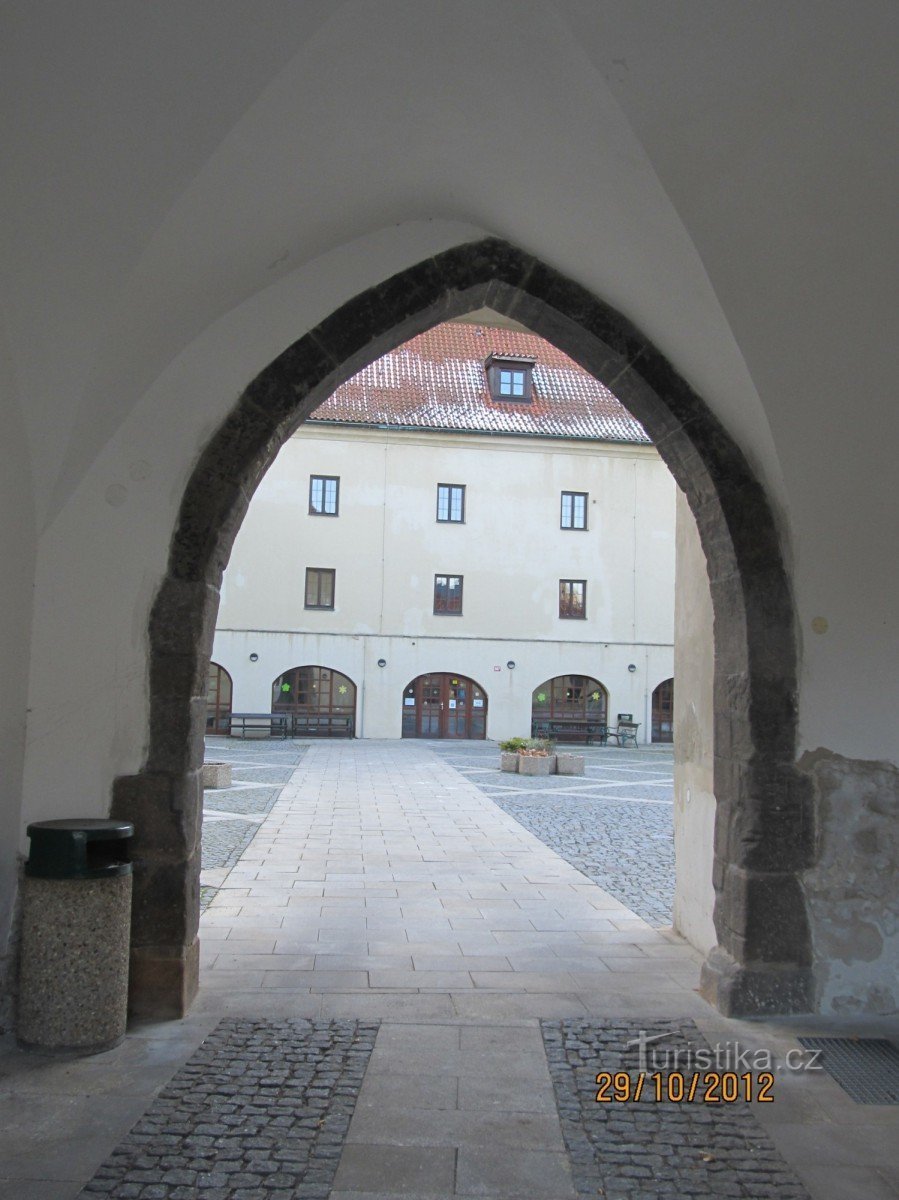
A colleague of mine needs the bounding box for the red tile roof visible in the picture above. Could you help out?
[308,322,650,444]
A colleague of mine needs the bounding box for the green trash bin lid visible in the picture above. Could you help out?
[25,819,134,879]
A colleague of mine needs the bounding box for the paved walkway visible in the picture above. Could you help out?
[432,742,675,926]
[1,739,897,1199]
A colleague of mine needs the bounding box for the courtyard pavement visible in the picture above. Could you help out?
[0,738,897,1200]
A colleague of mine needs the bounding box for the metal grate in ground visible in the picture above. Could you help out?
[542,1018,810,1199]
[797,1036,899,1104]
[79,1018,379,1199]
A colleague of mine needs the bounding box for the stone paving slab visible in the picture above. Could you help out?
[432,744,674,927]
[200,740,308,906]
[78,1017,378,1199]
[541,1018,811,1200]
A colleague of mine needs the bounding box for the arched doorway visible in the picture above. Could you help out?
[123,238,810,1020]
[401,673,488,739]
[531,675,607,742]
[652,678,675,743]
[271,665,356,737]
[205,662,233,734]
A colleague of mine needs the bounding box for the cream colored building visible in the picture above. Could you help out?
[210,321,676,743]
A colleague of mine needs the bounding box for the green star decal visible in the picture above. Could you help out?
[591,691,601,701]
[281,683,291,692]
[338,685,348,694]
[536,692,547,702]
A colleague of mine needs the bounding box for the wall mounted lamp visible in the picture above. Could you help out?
[506,660,516,670]
[377,658,387,668]
[249,652,259,662]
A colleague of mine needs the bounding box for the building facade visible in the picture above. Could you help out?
[211,321,677,743]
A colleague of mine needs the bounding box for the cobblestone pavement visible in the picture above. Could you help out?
[2,740,895,1200]
[80,1017,378,1199]
[201,738,308,908]
[542,1018,810,1200]
[433,742,674,926]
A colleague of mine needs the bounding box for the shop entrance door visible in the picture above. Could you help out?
[401,673,487,739]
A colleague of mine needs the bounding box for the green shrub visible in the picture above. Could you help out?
[498,736,528,753]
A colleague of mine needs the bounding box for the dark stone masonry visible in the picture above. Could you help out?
[541,1019,810,1200]
[119,236,813,1019]
[79,1018,379,1200]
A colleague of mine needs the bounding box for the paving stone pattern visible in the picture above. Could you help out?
[201,739,308,906]
[435,744,675,926]
[541,1019,811,1200]
[79,1017,379,1200]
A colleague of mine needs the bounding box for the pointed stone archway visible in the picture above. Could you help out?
[112,238,812,1020]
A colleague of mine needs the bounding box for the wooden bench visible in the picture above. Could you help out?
[290,713,354,738]
[228,712,290,739]
[531,719,608,745]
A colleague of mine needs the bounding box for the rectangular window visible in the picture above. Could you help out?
[434,574,463,615]
[561,491,588,530]
[436,483,465,523]
[559,579,586,619]
[498,368,526,397]
[305,567,335,609]
[485,353,535,402]
[309,475,339,516]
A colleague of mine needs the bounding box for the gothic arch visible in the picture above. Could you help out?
[113,238,812,1019]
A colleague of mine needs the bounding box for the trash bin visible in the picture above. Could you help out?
[17,819,134,1053]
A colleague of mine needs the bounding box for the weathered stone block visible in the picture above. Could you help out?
[518,754,556,776]
[202,761,232,789]
[500,751,519,773]
[556,753,585,776]
[18,874,132,1051]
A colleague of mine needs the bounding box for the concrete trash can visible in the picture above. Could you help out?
[18,819,134,1053]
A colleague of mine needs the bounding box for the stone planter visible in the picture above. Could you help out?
[500,751,520,773]
[556,753,585,776]
[518,753,556,776]
[202,761,232,789]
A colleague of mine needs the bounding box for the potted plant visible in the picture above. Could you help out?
[517,737,557,776]
[498,736,528,772]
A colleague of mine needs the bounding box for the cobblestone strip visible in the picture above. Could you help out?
[434,744,675,926]
[79,1017,379,1200]
[541,1019,810,1200]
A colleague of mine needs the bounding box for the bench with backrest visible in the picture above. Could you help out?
[607,720,640,747]
[228,712,290,739]
[531,718,608,745]
[290,713,354,738]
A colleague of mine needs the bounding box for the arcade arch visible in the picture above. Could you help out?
[205,662,232,735]
[652,678,675,744]
[116,238,810,1021]
[401,673,488,740]
[531,675,608,742]
[271,665,356,737]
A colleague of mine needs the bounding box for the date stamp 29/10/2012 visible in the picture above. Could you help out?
[595,1070,775,1104]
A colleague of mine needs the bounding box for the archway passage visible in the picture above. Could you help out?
[271,665,356,737]
[120,237,812,1021]
[531,674,608,742]
[401,673,488,739]
[652,678,675,743]
[205,662,232,734]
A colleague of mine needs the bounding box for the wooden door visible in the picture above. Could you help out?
[402,673,487,738]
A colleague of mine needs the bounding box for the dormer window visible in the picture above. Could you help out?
[485,352,535,403]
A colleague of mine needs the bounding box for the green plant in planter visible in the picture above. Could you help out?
[521,737,556,756]
[498,737,529,753]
